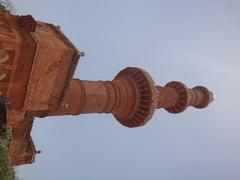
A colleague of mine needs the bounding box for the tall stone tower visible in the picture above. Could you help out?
[0,13,214,166]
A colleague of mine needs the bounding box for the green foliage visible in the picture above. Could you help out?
[0,128,16,180]
[0,0,15,13]
[0,4,9,13]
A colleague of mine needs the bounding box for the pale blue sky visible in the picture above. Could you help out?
[11,0,240,180]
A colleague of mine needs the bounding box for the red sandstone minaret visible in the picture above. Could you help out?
[47,67,214,127]
[0,13,214,166]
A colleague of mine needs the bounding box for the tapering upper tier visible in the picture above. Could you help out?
[48,67,214,128]
[113,67,214,127]
[156,81,214,113]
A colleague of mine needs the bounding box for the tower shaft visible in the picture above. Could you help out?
[48,79,136,117]
[47,67,214,128]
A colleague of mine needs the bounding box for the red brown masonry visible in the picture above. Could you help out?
[0,13,214,166]
[47,67,214,128]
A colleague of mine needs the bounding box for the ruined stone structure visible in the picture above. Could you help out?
[0,12,214,166]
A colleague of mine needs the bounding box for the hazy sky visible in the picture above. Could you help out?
[11,0,240,180]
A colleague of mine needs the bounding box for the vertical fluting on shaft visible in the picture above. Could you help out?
[71,78,136,116]
[48,78,137,118]
[47,67,214,128]
[48,67,158,127]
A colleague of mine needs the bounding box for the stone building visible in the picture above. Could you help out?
[0,12,214,166]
